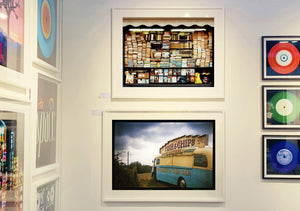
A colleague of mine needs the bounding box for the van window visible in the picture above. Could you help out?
[156,159,160,165]
[194,154,208,168]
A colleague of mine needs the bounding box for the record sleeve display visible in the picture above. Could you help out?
[123,25,214,87]
[0,112,24,210]
[263,135,300,179]
[263,86,300,128]
[262,36,300,79]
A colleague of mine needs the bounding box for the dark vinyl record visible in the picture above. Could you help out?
[268,141,299,173]
[268,42,300,74]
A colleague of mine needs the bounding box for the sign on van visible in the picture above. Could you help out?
[160,135,208,155]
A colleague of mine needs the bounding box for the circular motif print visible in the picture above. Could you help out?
[269,141,299,173]
[268,42,300,74]
[269,91,300,124]
[41,0,51,39]
[38,0,56,59]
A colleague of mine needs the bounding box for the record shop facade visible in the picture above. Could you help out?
[152,135,214,189]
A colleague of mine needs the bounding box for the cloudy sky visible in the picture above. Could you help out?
[113,121,214,166]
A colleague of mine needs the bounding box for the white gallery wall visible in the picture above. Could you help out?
[62,0,300,210]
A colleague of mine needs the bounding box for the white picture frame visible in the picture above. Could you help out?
[32,0,62,79]
[0,0,31,102]
[111,8,224,99]
[32,73,61,175]
[0,101,30,211]
[102,110,225,202]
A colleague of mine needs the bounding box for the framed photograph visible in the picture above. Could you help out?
[112,8,224,99]
[0,0,24,73]
[262,36,300,79]
[0,0,31,102]
[263,135,300,179]
[33,74,61,174]
[0,100,30,211]
[32,0,62,76]
[262,86,300,129]
[102,110,225,202]
[32,175,59,211]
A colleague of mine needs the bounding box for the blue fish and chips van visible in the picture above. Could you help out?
[152,135,214,189]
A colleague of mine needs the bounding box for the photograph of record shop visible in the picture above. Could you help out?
[263,135,300,179]
[123,24,214,87]
[262,36,300,79]
[262,86,300,128]
[124,68,213,87]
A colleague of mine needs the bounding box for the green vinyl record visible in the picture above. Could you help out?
[270,91,300,124]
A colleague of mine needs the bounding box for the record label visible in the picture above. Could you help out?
[41,0,51,39]
[269,141,299,173]
[268,42,300,74]
[276,149,293,165]
[275,99,293,116]
[269,91,300,124]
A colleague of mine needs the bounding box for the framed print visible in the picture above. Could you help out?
[34,74,60,174]
[262,36,300,79]
[102,110,225,202]
[32,0,62,76]
[263,86,300,129]
[0,0,31,102]
[32,175,59,211]
[0,100,30,211]
[263,135,300,179]
[112,8,224,99]
[0,0,24,73]
[122,25,214,87]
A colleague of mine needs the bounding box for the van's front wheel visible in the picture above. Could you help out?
[177,178,186,189]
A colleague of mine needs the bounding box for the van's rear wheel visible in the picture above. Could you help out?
[178,178,186,189]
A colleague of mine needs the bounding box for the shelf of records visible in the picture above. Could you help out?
[123,25,214,87]
[0,117,24,210]
[124,68,213,86]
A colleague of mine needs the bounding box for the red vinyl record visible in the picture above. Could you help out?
[268,42,300,74]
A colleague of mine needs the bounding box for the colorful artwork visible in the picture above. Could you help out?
[0,114,24,210]
[0,0,24,72]
[113,120,215,190]
[36,77,57,168]
[37,0,56,67]
[263,36,300,79]
[263,136,300,179]
[123,25,214,87]
[263,86,300,128]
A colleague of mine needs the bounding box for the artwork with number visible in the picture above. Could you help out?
[37,0,57,67]
[263,86,300,128]
[262,36,300,79]
[0,0,24,72]
[36,77,57,168]
[37,180,56,211]
[113,120,215,190]
[263,135,300,179]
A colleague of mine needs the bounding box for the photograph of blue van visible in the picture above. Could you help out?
[112,120,215,190]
